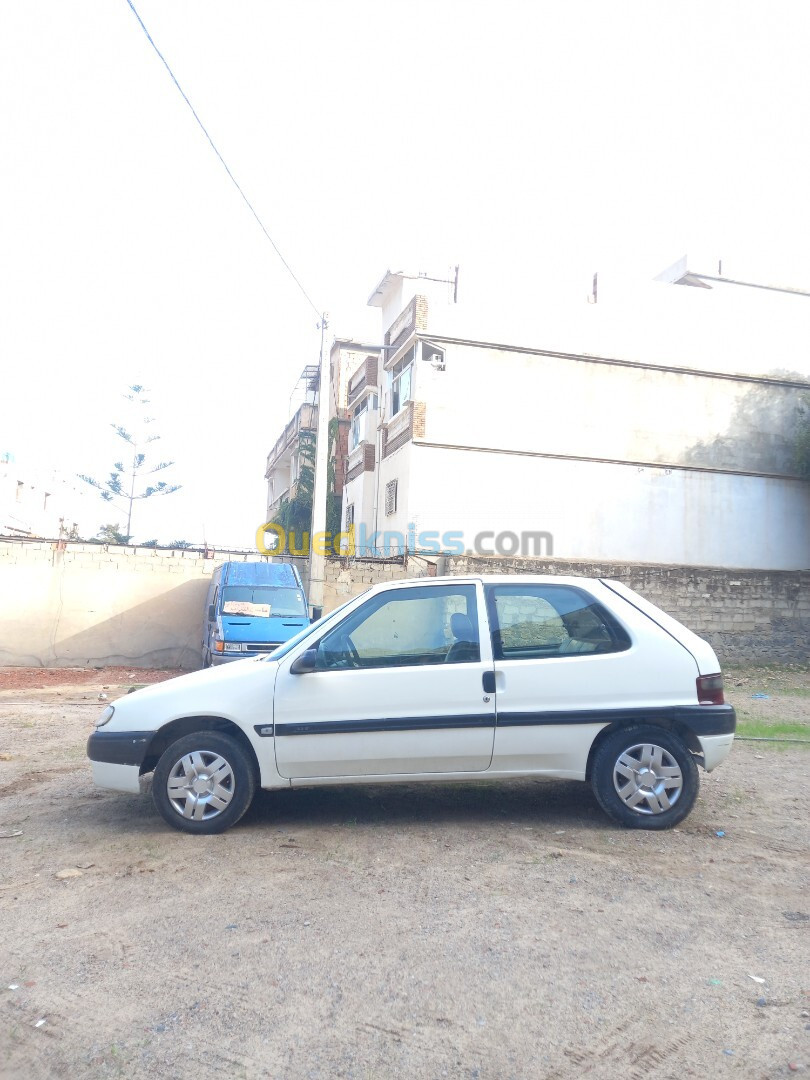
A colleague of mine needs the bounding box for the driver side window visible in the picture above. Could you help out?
[316,585,480,670]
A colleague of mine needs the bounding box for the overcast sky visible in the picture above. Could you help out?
[2,1,809,546]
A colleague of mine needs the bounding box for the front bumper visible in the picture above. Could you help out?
[212,645,284,665]
[91,760,142,794]
[87,729,151,767]
[88,730,153,794]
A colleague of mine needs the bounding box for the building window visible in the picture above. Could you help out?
[350,393,378,449]
[389,349,414,416]
[385,479,397,516]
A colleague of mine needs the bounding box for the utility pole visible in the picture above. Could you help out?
[308,313,329,619]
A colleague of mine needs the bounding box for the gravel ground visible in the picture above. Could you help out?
[0,667,808,1079]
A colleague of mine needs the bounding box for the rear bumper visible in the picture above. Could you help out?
[673,704,736,737]
[697,733,735,772]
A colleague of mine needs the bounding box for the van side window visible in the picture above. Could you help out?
[486,585,631,661]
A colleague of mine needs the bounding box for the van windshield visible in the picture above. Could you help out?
[265,593,364,660]
[221,586,307,618]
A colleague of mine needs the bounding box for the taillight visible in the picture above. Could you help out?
[697,673,725,705]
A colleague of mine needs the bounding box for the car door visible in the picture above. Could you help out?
[273,581,496,779]
[485,581,699,777]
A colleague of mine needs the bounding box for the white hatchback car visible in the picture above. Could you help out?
[87,575,735,834]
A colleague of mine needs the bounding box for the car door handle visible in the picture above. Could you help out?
[482,671,496,694]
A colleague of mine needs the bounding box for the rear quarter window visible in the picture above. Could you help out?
[486,584,631,661]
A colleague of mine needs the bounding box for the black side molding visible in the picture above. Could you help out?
[273,705,735,739]
[275,715,495,737]
[497,705,736,737]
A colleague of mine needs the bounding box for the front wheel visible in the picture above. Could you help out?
[152,731,256,834]
[590,725,698,830]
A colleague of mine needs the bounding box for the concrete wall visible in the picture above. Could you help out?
[323,554,434,611]
[323,554,810,664]
[1,538,805,669]
[407,443,810,571]
[418,342,807,476]
[0,540,307,669]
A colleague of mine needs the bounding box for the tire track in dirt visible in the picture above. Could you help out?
[549,1025,693,1078]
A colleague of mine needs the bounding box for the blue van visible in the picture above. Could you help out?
[202,561,309,666]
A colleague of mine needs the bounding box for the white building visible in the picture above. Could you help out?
[0,452,93,539]
[264,400,318,523]
[340,265,810,570]
[265,342,380,529]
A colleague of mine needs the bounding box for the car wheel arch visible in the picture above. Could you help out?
[584,716,703,782]
[140,716,260,779]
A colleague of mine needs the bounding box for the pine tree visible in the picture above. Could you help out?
[79,385,181,541]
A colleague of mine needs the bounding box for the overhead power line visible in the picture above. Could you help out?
[123,0,322,319]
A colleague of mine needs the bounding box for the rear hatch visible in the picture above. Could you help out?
[600,579,720,675]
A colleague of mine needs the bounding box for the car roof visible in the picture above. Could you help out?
[367,573,601,589]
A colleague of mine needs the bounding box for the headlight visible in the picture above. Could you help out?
[96,705,115,728]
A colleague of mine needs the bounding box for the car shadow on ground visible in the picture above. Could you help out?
[78,776,609,837]
[244,777,608,833]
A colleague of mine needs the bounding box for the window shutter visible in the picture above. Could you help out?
[385,479,398,516]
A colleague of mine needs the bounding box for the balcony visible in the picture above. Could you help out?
[346,441,376,484]
[347,358,379,406]
[265,402,317,478]
[381,400,426,459]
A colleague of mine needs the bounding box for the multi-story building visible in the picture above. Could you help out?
[340,265,810,570]
[264,399,318,523]
[264,342,380,531]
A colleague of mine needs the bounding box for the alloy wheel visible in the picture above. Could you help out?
[612,742,683,815]
[166,750,235,822]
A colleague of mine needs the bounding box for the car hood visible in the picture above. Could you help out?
[108,657,279,730]
[219,615,308,642]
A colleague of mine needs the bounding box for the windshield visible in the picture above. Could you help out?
[221,586,307,618]
[264,593,366,660]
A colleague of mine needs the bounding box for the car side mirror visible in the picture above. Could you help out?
[208,604,216,621]
[290,648,318,675]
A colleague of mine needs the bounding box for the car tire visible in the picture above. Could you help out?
[591,725,699,830]
[152,731,256,834]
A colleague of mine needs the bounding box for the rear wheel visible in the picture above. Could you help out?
[591,725,698,829]
[152,731,256,834]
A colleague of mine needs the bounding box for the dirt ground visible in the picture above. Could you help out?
[0,666,808,1079]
